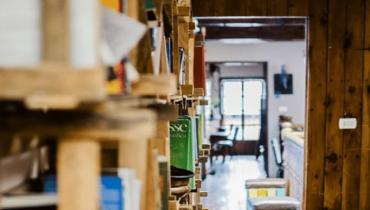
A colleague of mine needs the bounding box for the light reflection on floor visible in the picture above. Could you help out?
[201,156,266,210]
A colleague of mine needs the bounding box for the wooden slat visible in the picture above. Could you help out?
[323,0,346,209]
[288,0,309,16]
[225,0,246,16]
[58,138,100,210]
[196,17,306,25]
[188,34,194,85]
[304,0,328,209]
[213,0,226,16]
[192,0,206,16]
[42,0,69,64]
[178,19,189,84]
[130,74,177,96]
[204,26,305,40]
[360,1,370,208]
[248,0,267,16]
[267,0,288,16]
[341,0,365,209]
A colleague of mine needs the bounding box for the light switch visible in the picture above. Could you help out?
[279,106,288,112]
[339,118,357,129]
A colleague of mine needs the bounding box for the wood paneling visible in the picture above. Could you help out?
[360,1,370,209]
[267,0,288,16]
[248,0,267,16]
[323,0,345,209]
[225,0,246,16]
[287,0,308,16]
[342,0,365,209]
[304,0,328,209]
[192,0,370,208]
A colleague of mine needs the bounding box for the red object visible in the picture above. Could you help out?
[193,46,206,94]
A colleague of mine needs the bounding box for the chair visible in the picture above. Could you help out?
[245,178,301,210]
[271,138,284,178]
[214,127,239,163]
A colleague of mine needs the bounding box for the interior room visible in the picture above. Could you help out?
[0,1,370,210]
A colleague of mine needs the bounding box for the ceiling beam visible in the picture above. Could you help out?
[196,17,306,26]
[204,26,305,40]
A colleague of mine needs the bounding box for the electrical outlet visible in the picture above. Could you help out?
[339,118,357,129]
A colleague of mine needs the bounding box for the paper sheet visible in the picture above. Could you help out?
[102,6,147,66]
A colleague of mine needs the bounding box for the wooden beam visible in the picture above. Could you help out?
[196,17,306,25]
[204,26,305,40]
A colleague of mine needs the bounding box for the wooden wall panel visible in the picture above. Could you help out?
[225,0,246,16]
[360,1,370,209]
[287,0,308,16]
[267,0,288,16]
[213,0,226,16]
[323,1,346,209]
[248,0,267,16]
[341,0,365,209]
[360,2,370,209]
[304,0,328,209]
[191,0,370,208]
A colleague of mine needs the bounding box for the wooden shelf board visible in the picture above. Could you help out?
[131,74,177,96]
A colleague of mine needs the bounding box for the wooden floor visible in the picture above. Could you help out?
[201,156,266,210]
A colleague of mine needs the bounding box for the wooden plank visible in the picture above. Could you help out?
[58,138,100,210]
[128,0,139,68]
[304,0,328,209]
[341,0,365,209]
[288,0,309,16]
[248,0,267,16]
[187,35,194,85]
[267,0,288,16]
[178,6,190,16]
[196,17,306,25]
[360,1,370,208]
[204,26,305,40]
[119,139,148,210]
[0,65,105,106]
[323,0,346,209]
[192,0,206,16]
[42,0,69,64]
[225,0,246,16]
[213,0,226,16]
[0,109,157,141]
[146,140,157,210]
[178,19,190,84]
[131,74,177,96]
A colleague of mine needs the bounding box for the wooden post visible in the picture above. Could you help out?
[119,140,148,210]
[58,138,100,210]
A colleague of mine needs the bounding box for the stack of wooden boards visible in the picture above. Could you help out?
[0,0,208,210]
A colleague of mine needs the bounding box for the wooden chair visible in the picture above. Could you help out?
[211,127,239,164]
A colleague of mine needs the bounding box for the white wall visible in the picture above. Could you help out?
[205,41,307,177]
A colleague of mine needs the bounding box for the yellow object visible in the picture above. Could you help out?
[101,0,120,11]
[257,189,267,197]
[248,189,258,198]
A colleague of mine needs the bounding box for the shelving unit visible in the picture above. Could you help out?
[0,0,209,210]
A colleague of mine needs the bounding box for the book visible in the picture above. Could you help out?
[158,156,169,210]
[44,174,123,210]
[193,46,206,94]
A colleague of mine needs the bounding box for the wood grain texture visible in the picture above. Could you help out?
[213,0,226,16]
[360,1,370,208]
[304,0,328,209]
[178,19,189,84]
[225,0,246,16]
[42,0,69,64]
[323,1,346,209]
[341,0,365,209]
[248,0,267,16]
[267,0,288,16]
[287,0,308,16]
[58,138,100,210]
[191,0,206,16]
[119,139,148,210]
[188,35,194,85]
